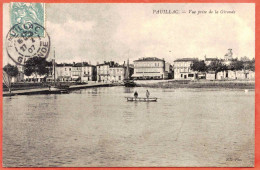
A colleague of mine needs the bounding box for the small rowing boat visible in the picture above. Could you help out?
[126,97,157,102]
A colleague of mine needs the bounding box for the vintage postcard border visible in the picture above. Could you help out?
[0,0,259,169]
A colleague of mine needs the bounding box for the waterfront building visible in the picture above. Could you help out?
[206,71,216,80]
[109,66,126,82]
[248,71,255,79]
[47,62,96,82]
[81,63,96,82]
[236,70,247,79]
[227,70,236,79]
[71,63,82,81]
[24,74,46,82]
[198,72,206,79]
[132,57,166,80]
[173,58,198,80]
[71,62,96,82]
[55,63,73,82]
[216,71,228,80]
[97,61,126,82]
[97,62,111,82]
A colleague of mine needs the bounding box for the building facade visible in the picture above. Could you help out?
[71,62,96,82]
[132,57,166,80]
[51,62,96,82]
[109,66,125,82]
[81,64,96,82]
[173,58,198,80]
[97,61,126,82]
[97,63,110,82]
[55,64,73,82]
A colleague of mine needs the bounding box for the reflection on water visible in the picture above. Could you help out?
[3,87,255,167]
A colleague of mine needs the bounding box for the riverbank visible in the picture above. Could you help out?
[3,83,111,97]
[135,79,255,89]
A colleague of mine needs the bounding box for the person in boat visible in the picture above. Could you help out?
[134,91,138,98]
[146,90,150,98]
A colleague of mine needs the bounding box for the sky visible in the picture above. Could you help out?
[3,3,255,65]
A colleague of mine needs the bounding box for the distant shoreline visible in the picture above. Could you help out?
[134,79,255,89]
[3,79,255,93]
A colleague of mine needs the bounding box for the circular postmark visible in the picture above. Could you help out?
[6,22,50,65]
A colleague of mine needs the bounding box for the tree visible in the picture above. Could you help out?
[24,57,50,80]
[229,60,244,71]
[191,60,207,72]
[208,60,228,79]
[3,64,19,78]
[3,64,18,93]
[245,58,255,71]
[208,60,227,72]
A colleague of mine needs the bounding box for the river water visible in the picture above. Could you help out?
[3,87,255,167]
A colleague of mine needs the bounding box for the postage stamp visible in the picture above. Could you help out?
[10,2,45,37]
[5,23,51,65]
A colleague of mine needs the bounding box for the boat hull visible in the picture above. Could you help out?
[126,97,157,102]
[49,86,69,94]
[124,80,136,87]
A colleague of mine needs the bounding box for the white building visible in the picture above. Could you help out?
[173,58,198,80]
[109,66,126,82]
[55,64,73,82]
[97,63,110,82]
[132,57,166,80]
[81,64,96,82]
[49,62,96,82]
[206,71,216,80]
[71,62,96,82]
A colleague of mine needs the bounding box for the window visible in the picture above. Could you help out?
[188,74,194,77]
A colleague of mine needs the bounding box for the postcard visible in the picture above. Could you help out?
[2,2,255,167]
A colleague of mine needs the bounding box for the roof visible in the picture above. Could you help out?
[56,63,73,67]
[73,62,95,67]
[174,58,198,62]
[96,63,110,66]
[56,62,95,67]
[205,58,218,61]
[109,66,125,68]
[134,57,164,62]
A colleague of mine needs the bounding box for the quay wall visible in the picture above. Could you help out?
[135,79,255,89]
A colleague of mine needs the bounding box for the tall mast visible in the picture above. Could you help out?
[125,58,130,80]
[53,48,56,83]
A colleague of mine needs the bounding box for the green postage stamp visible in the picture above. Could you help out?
[10,2,45,36]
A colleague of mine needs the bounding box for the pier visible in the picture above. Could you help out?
[3,83,111,97]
